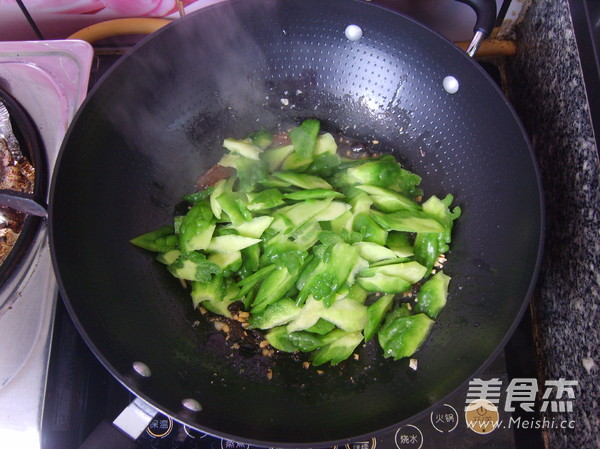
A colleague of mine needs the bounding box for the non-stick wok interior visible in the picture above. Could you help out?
[50,0,543,445]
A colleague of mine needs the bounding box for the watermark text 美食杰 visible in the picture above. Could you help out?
[464,377,579,434]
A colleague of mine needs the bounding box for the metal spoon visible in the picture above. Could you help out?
[0,190,46,217]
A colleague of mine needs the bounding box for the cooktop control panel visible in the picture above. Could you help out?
[135,371,514,449]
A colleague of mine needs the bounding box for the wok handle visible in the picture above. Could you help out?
[454,0,497,57]
[78,420,139,449]
[79,397,157,449]
[455,0,496,36]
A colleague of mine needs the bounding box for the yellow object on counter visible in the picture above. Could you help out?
[68,18,171,43]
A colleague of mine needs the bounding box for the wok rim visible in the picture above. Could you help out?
[48,1,546,446]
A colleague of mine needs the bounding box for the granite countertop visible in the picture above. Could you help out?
[505,0,599,447]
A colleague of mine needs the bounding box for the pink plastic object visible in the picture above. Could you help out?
[0,39,93,171]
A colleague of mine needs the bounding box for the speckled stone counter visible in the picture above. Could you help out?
[505,0,599,448]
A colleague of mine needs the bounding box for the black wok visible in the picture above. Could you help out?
[49,0,543,446]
